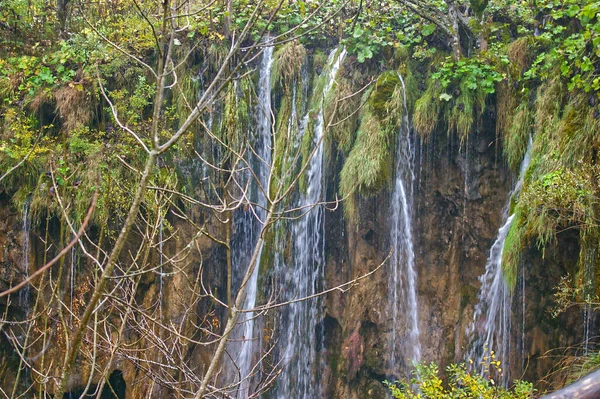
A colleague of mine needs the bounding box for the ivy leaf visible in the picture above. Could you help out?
[581,3,599,22]
[439,93,452,101]
[421,23,436,37]
[566,4,580,17]
[353,26,364,38]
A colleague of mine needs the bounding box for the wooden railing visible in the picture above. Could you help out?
[539,369,600,398]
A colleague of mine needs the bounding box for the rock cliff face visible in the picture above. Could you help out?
[0,65,593,398]
[322,124,512,397]
[321,121,588,397]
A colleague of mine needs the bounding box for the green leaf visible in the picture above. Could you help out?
[566,4,580,17]
[439,93,452,101]
[421,23,436,37]
[353,26,364,38]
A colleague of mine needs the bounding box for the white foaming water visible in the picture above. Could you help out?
[275,48,346,399]
[467,137,532,386]
[229,44,274,398]
[389,72,421,370]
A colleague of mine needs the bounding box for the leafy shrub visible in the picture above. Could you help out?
[385,362,534,399]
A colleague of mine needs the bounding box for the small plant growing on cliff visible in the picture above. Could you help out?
[385,362,534,399]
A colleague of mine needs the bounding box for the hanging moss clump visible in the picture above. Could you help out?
[271,40,307,92]
[413,79,442,140]
[504,101,533,173]
[324,73,361,155]
[339,71,406,222]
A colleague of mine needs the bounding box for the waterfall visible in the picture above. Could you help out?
[274,48,346,399]
[467,137,532,386]
[19,199,31,310]
[70,239,76,324]
[389,72,421,371]
[227,44,274,398]
[582,242,596,354]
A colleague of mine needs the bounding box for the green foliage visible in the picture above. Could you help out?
[550,272,600,383]
[109,76,155,128]
[0,45,81,103]
[173,71,201,128]
[385,362,534,399]
[522,0,600,96]
[345,25,388,63]
[470,0,490,16]
[502,157,599,289]
[413,54,503,142]
[432,57,503,95]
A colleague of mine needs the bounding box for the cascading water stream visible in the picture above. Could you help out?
[70,239,76,324]
[582,242,596,354]
[467,137,532,386]
[227,44,274,398]
[274,48,346,399]
[389,72,421,371]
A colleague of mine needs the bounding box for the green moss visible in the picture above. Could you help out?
[173,71,200,128]
[338,69,416,221]
[368,71,402,121]
[557,96,600,166]
[446,84,475,143]
[413,80,441,139]
[502,211,525,290]
[299,112,316,194]
[270,85,303,201]
[504,101,532,172]
[325,74,360,154]
[312,50,328,75]
[507,36,533,75]
[535,77,565,139]
[271,41,307,91]
[220,77,251,153]
[307,67,327,114]
[206,42,230,73]
[393,45,411,67]
[340,96,396,221]
[495,80,518,142]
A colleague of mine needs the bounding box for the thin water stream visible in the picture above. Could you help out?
[274,48,346,399]
[389,72,421,370]
[467,137,532,386]
[226,44,274,398]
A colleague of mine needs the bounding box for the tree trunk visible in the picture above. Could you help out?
[57,0,69,38]
[447,1,462,60]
